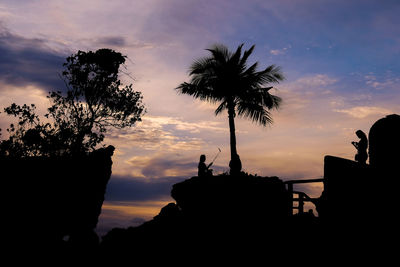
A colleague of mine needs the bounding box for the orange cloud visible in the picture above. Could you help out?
[334,106,392,119]
[97,200,171,236]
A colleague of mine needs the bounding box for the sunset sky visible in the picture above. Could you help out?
[1,0,399,235]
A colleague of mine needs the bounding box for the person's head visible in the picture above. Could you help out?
[356,130,366,139]
[200,154,206,162]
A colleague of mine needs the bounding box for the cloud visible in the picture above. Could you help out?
[104,118,207,154]
[141,159,195,178]
[127,155,197,178]
[104,115,227,154]
[295,74,337,88]
[145,116,226,134]
[92,36,155,49]
[275,73,339,120]
[105,175,185,202]
[95,36,127,47]
[334,106,392,119]
[0,24,66,91]
[103,114,229,179]
[126,153,226,178]
[270,49,285,56]
[270,45,291,56]
[97,199,170,236]
[0,82,50,133]
[364,73,400,90]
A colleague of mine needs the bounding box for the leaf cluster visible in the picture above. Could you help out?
[176,44,284,126]
[0,49,145,157]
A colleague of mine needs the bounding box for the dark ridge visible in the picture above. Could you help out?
[3,146,115,252]
[3,114,399,262]
[100,173,323,261]
[99,114,400,261]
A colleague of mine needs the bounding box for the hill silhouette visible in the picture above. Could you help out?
[3,114,399,262]
[100,173,323,261]
[99,114,399,261]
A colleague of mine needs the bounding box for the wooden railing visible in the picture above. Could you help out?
[284,178,324,215]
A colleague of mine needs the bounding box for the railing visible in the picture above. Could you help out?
[284,178,324,215]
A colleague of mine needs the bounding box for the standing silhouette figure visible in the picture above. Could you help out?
[352,130,368,164]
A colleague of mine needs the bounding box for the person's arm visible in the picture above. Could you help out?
[207,162,213,168]
[351,141,359,149]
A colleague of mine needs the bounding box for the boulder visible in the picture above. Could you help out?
[3,145,115,249]
[100,173,293,259]
[171,174,290,228]
[368,114,400,172]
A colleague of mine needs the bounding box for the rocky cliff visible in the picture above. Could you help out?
[3,145,115,250]
[100,173,312,260]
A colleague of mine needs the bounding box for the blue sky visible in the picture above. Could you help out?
[0,0,399,235]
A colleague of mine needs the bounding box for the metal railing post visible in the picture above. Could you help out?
[287,182,293,215]
[298,193,304,214]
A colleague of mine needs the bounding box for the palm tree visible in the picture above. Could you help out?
[176,43,284,174]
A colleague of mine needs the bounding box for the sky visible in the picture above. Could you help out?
[1,0,399,236]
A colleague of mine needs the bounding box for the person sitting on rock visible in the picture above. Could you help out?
[351,129,368,164]
[198,154,213,177]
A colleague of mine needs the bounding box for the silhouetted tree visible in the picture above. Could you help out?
[0,103,54,157]
[176,44,284,173]
[0,49,145,157]
[48,49,145,154]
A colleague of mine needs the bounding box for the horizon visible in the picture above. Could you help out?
[1,0,399,235]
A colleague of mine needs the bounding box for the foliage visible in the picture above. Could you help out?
[176,43,284,126]
[176,43,284,170]
[0,49,145,157]
[0,104,54,157]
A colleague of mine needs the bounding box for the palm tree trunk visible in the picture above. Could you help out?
[228,106,237,159]
[228,103,242,174]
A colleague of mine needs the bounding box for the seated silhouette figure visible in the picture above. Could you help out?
[198,154,213,177]
[351,130,368,164]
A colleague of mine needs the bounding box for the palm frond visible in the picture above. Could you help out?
[242,62,259,78]
[206,44,231,64]
[176,43,284,127]
[189,57,215,75]
[229,43,244,66]
[236,101,273,126]
[239,45,255,66]
[260,65,285,83]
[261,88,282,109]
[214,100,228,116]
[176,82,221,103]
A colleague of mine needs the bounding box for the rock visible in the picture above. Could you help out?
[368,114,400,171]
[100,173,293,259]
[321,114,400,238]
[2,145,115,250]
[171,174,290,228]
